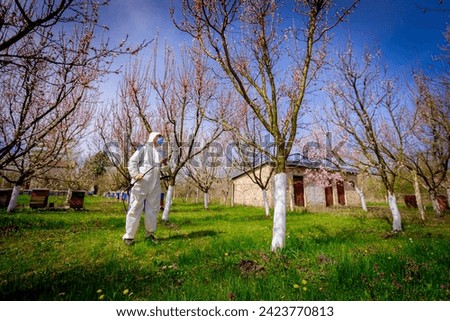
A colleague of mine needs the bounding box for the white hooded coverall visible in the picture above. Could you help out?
[122,132,163,240]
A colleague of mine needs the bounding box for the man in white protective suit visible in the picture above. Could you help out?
[122,132,167,245]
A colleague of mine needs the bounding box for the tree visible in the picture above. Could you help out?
[150,41,223,221]
[296,129,368,211]
[0,0,148,171]
[225,108,274,217]
[0,0,73,55]
[405,71,450,217]
[400,23,450,218]
[184,146,221,210]
[327,46,410,232]
[173,0,358,251]
[83,151,111,193]
[97,60,152,190]
[2,96,92,211]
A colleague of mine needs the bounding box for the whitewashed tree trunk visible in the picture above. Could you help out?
[354,185,368,212]
[271,173,286,252]
[64,188,72,206]
[196,188,199,203]
[222,188,228,205]
[387,191,402,231]
[447,188,450,208]
[413,171,425,222]
[262,188,270,217]
[162,185,174,222]
[430,192,442,217]
[204,191,209,210]
[7,185,21,212]
[288,177,294,211]
[230,183,235,207]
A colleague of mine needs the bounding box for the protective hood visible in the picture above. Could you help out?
[147,132,161,144]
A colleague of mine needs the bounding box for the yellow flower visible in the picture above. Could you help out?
[293,284,300,289]
[303,287,307,291]
[96,289,102,294]
[99,294,105,300]
[301,279,307,285]
[123,289,129,295]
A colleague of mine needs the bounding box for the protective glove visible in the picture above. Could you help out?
[134,173,144,181]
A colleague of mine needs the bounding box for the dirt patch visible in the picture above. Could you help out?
[238,259,265,276]
[316,253,333,265]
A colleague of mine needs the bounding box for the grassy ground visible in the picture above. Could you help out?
[0,195,449,301]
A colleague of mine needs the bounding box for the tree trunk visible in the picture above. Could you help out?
[222,188,228,205]
[429,191,442,217]
[162,185,174,222]
[354,184,368,212]
[7,185,21,212]
[64,188,72,206]
[288,177,294,211]
[196,188,199,204]
[447,188,450,208]
[387,191,402,231]
[204,191,209,210]
[271,173,286,252]
[262,188,270,217]
[413,170,425,222]
[230,183,235,207]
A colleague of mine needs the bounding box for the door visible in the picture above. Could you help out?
[293,176,305,207]
[337,180,346,205]
[325,185,333,207]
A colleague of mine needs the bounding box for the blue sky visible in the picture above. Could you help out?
[97,0,449,100]
[335,0,448,74]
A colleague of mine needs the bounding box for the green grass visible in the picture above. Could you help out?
[0,196,449,301]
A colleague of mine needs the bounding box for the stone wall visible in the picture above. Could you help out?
[232,165,361,209]
[231,166,274,207]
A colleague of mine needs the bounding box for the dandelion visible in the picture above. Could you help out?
[303,287,307,291]
[123,289,129,295]
[293,284,300,289]
[96,289,102,294]
[99,294,105,300]
[301,279,307,285]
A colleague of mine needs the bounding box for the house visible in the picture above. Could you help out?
[230,155,361,209]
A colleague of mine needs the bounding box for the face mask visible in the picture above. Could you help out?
[156,136,164,146]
